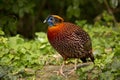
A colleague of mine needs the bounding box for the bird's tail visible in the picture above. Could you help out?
[89,50,95,63]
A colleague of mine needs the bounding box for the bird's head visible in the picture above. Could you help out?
[44,15,64,26]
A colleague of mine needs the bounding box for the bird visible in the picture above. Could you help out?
[44,15,94,76]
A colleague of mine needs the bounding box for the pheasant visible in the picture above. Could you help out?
[44,15,94,76]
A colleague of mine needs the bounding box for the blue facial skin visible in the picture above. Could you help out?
[47,17,54,26]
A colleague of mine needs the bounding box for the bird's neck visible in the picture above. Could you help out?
[47,23,64,41]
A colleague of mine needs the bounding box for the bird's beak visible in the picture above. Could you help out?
[43,19,46,23]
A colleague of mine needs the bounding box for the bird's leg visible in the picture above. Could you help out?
[59,61,65,76]
[53,61,66,77]
[68,59,77,74]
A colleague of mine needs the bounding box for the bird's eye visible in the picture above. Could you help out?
[50,18,53,20]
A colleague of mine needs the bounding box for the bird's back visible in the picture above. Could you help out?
[47,22,94,62]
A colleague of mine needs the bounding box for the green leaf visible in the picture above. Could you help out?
[0,30,5,35]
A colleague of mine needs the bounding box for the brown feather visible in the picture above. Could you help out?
[47,22,94,62]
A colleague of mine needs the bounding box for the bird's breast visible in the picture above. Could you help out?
[47,23,64,41]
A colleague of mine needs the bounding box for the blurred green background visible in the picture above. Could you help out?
[0,0,120,38]
[0,0,120,80]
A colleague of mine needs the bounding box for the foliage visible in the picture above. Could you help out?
[76,23,120,80]
[0,0,120,79]
[0,32,56,79]
[0,21,120,79]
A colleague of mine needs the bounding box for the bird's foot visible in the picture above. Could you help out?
[53,69,67,78]
[68,68,76,75]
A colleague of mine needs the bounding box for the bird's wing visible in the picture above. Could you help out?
[73,28,92,51]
